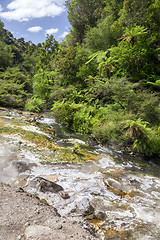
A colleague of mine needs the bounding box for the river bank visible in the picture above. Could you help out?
[0,108,160,240]
[0,183,95,240]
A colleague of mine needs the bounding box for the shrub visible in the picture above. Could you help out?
[25,97,45,113]
[52,102,77,127]
[52,101,106,133]
[123,118,160,156]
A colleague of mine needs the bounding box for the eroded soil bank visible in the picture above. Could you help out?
[0,183,95,240]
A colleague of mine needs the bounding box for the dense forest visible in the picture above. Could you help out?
[0,0,160,157]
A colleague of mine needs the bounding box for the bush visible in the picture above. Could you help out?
[123,119,160,156]
[52,101,106,133]
[72,105,105,133]
[52,102,77,127]
[25,97,45,113]
[92,108,132,144]
[0,67,30,108]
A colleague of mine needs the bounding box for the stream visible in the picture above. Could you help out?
[0,108,160,240]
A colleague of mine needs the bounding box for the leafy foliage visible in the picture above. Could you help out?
[123,119,160,156]
[66,0,107,42]
[0,41,13,70]
[37,35,59,70]
[85,15,116,51]
[25,97,45,113]
[0,67,30,108]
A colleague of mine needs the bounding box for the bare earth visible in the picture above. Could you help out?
[0,184,96,240]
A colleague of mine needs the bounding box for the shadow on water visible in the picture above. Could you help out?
[114,153,160,178]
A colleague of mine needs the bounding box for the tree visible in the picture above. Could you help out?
[0,20,5,40]
[117,0,153,28]
[38,35,59,70]
[66,0,107,42]
[118,26,148,47]
[55,43,96,86]
[32,71,54,100]
[86,50,115,78]
[102,0,124,19]
[85,15,116,51]
[0,41,13,70]
[0,67,30,108]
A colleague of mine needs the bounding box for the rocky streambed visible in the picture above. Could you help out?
[0,108,160,240]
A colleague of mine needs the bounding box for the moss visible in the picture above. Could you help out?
[40,148,85,163]
[135,160,150,167]
[101,227,129,240]
[40,198,49,206]
[0,116,59,148]
[0,111,100,164]
[101,170,124,181]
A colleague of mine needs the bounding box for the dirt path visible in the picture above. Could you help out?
[0,184,96,240]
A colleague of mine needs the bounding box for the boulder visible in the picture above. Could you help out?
[107,178,122,190]
[37,176,64,193]
[77,198,94,217]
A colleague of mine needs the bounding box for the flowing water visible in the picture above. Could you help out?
[0,108,160,239]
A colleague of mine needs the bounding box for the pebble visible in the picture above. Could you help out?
[57,224,63,229]
[59,190,70,199]
[17,235,22,240]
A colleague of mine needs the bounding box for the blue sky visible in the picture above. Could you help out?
[0,0,71,44]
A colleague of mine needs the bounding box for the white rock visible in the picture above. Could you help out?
[24,225,52,240]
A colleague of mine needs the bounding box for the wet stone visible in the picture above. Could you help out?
[94,211,106,220]
[77,198,94,217]
[59,190,70,199]
[103,178,128,198]
[15,174,29,188]
[40,174,59,183]
[107,178,122,190]
[90,190,101,196]
[35,176,64,193]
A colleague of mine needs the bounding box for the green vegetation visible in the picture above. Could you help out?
[0,0,160,158]
[0,114,89,163]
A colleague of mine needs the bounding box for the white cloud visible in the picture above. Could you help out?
[0,0,65,21]
[0,5,3,12]
[60,31,69,39]
[27,26,43,33]
[45,28,58,35]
